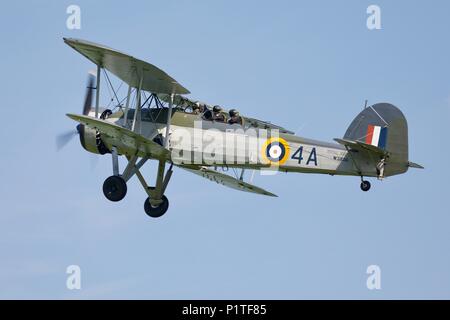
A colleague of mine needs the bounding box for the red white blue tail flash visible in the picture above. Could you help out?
[365,125,388,149]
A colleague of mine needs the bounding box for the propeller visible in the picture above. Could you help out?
[56,73,95,151]
[56,129,78,151]
[82,73,95,116]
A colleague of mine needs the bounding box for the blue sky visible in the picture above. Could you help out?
[0,0,449,299]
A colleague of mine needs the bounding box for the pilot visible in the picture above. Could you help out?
[228,109,244,125]
[212,105,226,123]
[202,106,213,120]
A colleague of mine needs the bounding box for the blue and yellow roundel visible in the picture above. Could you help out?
[261,137,290,165]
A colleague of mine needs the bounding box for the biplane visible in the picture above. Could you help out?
[60,38,423,218]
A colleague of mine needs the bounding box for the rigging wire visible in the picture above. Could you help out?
[103,69,123,110]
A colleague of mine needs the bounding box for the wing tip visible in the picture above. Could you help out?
[66,113,80,120]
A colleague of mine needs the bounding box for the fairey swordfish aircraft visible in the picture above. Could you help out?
[60,38,423,218]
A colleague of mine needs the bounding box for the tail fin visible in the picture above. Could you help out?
[344,103,409,176]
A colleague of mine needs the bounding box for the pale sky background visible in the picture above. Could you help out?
[0,0,449,299]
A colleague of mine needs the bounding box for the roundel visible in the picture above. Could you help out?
[262,137,290,165]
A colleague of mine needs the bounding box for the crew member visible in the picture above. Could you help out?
[228,109,244,125]
[212,105,226,123]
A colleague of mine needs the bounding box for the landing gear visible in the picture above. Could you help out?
[140,161,173,218]
[360,180,371,192]
[103,175,127,202]
[144,194,169,218]
[103,146,127,201]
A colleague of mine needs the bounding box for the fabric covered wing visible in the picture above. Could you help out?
[157,93,294,134]
[179,166,277,197]
[66,114,170,160]
[64,38,190,95]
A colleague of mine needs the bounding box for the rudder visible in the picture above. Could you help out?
[344,103,409,176]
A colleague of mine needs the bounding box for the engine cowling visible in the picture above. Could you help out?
[77,124,110,155]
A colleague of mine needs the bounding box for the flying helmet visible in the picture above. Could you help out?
[229,109,239,117]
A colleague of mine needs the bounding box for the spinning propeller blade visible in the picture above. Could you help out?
[56,73,96,151]
[83,73,95,115]
[56,130,78,151]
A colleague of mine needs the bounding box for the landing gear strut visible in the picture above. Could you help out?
[103,175,127,201]
[360,179,371,192]
[144,194,169,218]
[103,146,127,202]
[141,161,172,218]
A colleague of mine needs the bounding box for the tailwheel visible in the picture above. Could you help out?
[144,195,169,218]
[360,180,371,192]
[103,176,127,202]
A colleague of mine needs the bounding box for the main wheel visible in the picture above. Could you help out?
[103,176,127,202]
[144,195,169,218]
[360,180,371,192]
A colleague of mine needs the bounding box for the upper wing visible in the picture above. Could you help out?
[157,93,294,134]
[179,165,277,197]
[66,114,170,160]
[244,116,295,134]
[157,93,203,109]
[64,38,190,95]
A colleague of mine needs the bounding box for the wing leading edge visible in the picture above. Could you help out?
[179,166,277,197]
[66,114,170,160]
[63,38,190,95]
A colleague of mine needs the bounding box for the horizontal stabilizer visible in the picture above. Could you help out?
[179,166,277,197]
[334,138,387,156]
[408,161,424,169]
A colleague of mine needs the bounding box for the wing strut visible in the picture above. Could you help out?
[164,93,174,148]
[131,72,144,133]
[95,65,101,118]
[122,85,132,128]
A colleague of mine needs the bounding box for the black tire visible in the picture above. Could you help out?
[103,176,127,202]
[360,180,371,192]
[144,195,169,218]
